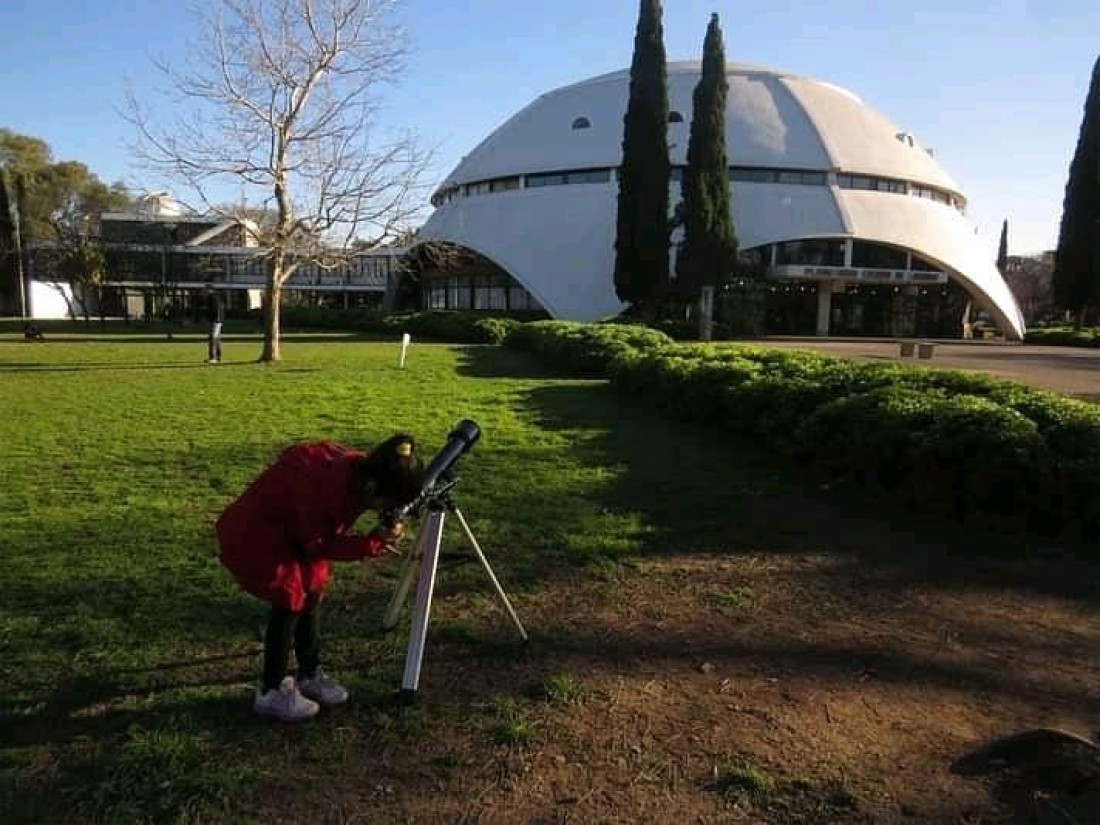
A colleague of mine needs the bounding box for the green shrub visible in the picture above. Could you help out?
[506,321,673,377]
[278,307,522,344]
[507,321,1100,538]
[1024,327,1100,347]
[794,386,946,488]
[900,395,1046,518]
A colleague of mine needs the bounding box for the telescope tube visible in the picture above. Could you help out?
[420,419,480,491]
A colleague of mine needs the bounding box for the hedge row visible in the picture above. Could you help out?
[502,322,1100,540]
[1024,326,1100,347]
[279,307,522,344]
[283,308,1100,539]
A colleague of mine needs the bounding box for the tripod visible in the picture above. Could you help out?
[382,478,528,700]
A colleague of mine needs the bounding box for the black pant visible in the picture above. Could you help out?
[208,322,223,361]
[263,593,321,692]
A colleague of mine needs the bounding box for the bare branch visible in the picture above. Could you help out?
[124,0,427,360]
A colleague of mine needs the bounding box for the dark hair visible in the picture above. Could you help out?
[360,432,425,505]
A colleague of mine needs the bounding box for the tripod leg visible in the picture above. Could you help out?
[382,519,428,630]
[400,508,446,697]
[451,507,528,642]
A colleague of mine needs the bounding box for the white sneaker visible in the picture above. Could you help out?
[297,670,349,707]
[253,676,320,721]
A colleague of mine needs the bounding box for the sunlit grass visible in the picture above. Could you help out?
[0,328,780,821]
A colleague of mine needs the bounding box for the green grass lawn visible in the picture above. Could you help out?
[0,329,786,822]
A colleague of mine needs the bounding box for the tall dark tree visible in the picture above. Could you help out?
[1052,55,1100,324]
[614,0,670,314]
[675,13,737,299]
[996,218,1009,274]
[0,130,129,317]
[0,168,22,316]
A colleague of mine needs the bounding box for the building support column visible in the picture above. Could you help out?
[815,281,832,336]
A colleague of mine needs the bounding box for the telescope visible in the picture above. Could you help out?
[419,418,481,497]
[380,418,527,701]
[383,419,481,526]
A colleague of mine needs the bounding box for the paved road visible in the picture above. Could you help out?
[751,338,1100,401]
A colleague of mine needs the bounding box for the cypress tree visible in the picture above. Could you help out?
[676,13,737,298]
[1053,55,1100,323]
[996,218,1009,274]
[0,169,17,316]
[614,0,670,313]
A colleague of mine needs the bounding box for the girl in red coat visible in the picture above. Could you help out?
[217,433,425,721]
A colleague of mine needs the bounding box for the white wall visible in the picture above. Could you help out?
[28,281,76,319]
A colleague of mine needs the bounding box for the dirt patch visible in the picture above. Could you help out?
[248,482,1099,824]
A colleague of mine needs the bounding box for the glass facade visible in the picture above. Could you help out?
[775,239,846,267]
[425,274,540,313]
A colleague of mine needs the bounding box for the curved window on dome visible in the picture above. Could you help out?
[730,167,777,183]
[490,177,521,192]
[565,169,611,184]
[668,111,684,123]
[777,170,827,186]
[775,239,846,267]
[525,172,568,187]
[571,117,591,129]
[851,241,908,270]
[910,254,943,273]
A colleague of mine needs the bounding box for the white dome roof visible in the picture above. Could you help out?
[419,61,1024,339]
[440,61,961,198]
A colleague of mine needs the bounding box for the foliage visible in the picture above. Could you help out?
[1024,325,1100,347]
[502,324,1100,538]
[278,306,523,344]
[715,760,775,798]
[614,0,670,312]
[674,13,737,298]
[1052,55,1100,321]
[126,0,431,362]
[7,333,777,819]
[996,219,1009,274]
[0,128,130,243]
[505,320,674,377]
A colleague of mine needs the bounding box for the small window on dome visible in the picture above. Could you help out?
[669,111,684,123]
[572,117,591,130]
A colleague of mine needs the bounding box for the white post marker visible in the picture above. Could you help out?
[399,332,411,368]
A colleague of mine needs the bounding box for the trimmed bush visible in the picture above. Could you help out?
[278,307,521,344]
[506,321,674,377]
[1024,327,1100,347]
[507,324,1100,541]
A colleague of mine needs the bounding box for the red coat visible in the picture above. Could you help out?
[216,442,389,611]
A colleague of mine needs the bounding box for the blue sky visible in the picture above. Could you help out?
[2,0,1097,255]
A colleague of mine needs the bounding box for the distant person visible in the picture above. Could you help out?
[23,323,45,342]
[161,301,176,341]
[204,286,225,363]
[215,434,425,722]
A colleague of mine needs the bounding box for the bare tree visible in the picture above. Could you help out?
[126,0,432,361]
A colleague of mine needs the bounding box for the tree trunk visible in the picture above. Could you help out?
[260,260,283,362]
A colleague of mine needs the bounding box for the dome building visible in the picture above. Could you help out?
[415,61,1025,340]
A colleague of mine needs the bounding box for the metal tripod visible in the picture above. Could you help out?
[381,482,528,700]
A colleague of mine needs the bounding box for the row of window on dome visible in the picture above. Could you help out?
[571,111,684,130]
[431,165,961,214]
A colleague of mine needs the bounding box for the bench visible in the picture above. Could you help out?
[898,341,935,359]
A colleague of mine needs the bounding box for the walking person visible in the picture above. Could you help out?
[204,285,225,363]
[215,433,425,721]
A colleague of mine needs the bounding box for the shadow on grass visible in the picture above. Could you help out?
[454,343,572,380]
[467,348,1100,604]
